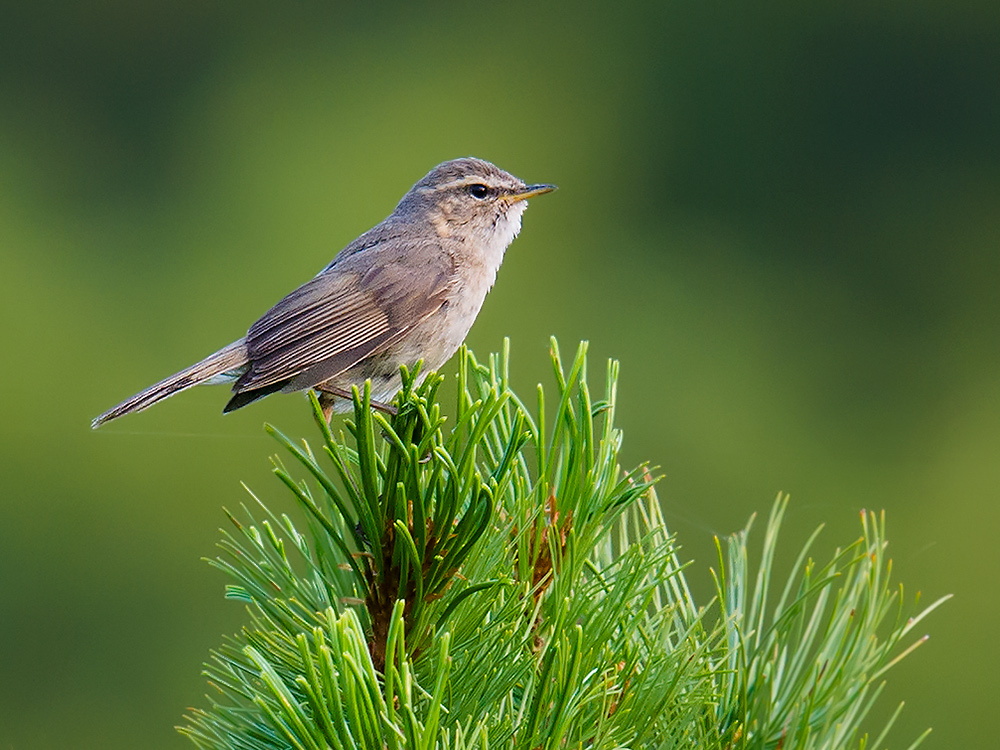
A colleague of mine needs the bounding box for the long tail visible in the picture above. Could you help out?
[91,339,249,429]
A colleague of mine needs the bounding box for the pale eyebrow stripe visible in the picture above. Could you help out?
[420,175,496,193]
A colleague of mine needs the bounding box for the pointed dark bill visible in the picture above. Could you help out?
[508,184,557,202]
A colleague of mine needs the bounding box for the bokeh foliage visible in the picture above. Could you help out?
[1,2,996,748]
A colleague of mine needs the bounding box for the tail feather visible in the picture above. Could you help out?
[91,339,248,429]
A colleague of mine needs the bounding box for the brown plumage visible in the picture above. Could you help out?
[92,157,554,428]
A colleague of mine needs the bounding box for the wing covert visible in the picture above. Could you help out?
[233,237,455,393]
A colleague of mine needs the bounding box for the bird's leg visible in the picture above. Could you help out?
[313,385,398,416]
[370,397,399,416]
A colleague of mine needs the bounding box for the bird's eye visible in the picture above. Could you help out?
[468,183,489,199]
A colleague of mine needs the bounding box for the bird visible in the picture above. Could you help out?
[91,157,555,428]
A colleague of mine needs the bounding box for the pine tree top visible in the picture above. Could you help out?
[180,339,947,750]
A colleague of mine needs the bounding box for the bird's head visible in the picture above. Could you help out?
[396,157,555,254]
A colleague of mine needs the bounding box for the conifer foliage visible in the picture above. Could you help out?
[181,340,945,749]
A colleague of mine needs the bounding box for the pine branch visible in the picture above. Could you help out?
[179,338,946,750]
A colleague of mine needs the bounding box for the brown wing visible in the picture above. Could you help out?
[232,235,455,395]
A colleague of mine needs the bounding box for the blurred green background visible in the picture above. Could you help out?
[2,1,997,747]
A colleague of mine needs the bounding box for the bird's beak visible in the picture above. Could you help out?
[508,183,557,203]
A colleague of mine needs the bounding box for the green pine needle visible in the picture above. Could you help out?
[179,338,946,750]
